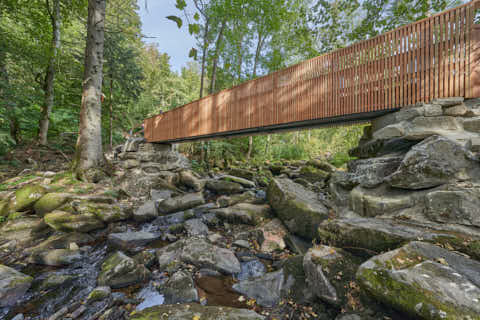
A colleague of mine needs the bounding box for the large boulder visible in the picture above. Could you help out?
[34,193,72,215]
[44,210,105,233]
[425,185,480,227]
[386,135,480,190]
[134,201,158,222]
[267,178,328,239]
[357,241,480,319]
[0,265,33,307]
[157,193,205,215]
[346,156,402,189]
[130,304,264,320]
[156,238,241,275]
[0,216,50,243]
[178,170,205,191]
[216,191,257,208]
[73,201,131,223]
[8,184,47,213]
[303,245,360,307]
[97,251,151,289]
[212,203,271,226]
[117,169,178,198]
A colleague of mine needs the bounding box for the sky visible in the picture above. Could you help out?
[137,0,197,72]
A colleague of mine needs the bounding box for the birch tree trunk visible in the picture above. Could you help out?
[73,0,106,181]
[38,0,61,145]
[209,20,226,94]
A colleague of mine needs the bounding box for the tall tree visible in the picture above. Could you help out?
[73,0,106,181]
[38,0,62,145]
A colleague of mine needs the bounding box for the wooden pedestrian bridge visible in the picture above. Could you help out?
[144,1,480,143]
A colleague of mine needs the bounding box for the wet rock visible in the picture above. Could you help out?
[136,284,164,311]
[38,274,74,291]
[162,270,198,304]
[184,218,209,236]
[212,203,270,226]
[347,156,402,189]
[28,249,82,266]
[130,304,265,320]
[357,241,480,319]
[34,193,72,215]
[220,175,256,188]
[267,178,328,239]
[232,269,285,307]
[202,212,220,226]
[284,234,311,255]
[26,232,94,252]
[134,201,158,222]
[258,218,288,253]
[206,179,244,194]
[387,135,480,190]
[303,245,359,306]
[153,209,195,226]
[0,265,33,307]
[236,260,267,281]
[97,251,151,289]
[8,184,47,213]
[178,170,205,191]
[108,231,160,253]
[157,193,205,214]
[156,238,241,275]
[44,210,105,232]
[87,286,112,302]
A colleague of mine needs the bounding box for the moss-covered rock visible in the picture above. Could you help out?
[357,241,480,320]
[9,184,47,213]
[86,286,111,302]
[44,210,105,233]
[130,304,265,320]
[205,179,244,195]
[0,264,33,307]
[0,216,50,243]
[212,203,271,226]
[0,200,9,217]
[74,201,131,223]
[157,193,205,215]
[307,159,337,172]
[34,193,72,215]
[97,251,151,289]
[267,178,328,240]
[299,166,330,184]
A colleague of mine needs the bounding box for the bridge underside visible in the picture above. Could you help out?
[150,110,396,144]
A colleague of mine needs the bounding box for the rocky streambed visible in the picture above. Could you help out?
[1,97,480,320]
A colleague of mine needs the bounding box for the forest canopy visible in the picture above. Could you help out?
[0,0,466,166]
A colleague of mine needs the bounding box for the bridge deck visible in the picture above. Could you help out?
[144,1,480,143]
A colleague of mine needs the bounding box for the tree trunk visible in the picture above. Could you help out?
[247,136,253,160]
[38,0,61,145]
[209,20,226,94]
[109,77,113,150]
[73,0,106,181]
[252,31,264,78]
[0,43,20,144]
[265,134,271,155]
[199,19,209,98]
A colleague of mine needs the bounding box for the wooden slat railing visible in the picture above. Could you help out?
[144,0,480,143]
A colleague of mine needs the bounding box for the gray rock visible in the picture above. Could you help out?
[444,103,468,116]
[38,274,74,291]
[357,241,480,319]
[233,239,250,249]
[157,193,205,214]
[220,175,256,188]
[216,191,256,208]
[212,203,271,226]
[425,186,480,227]
[206,179,244,194]
[0,265,33,307]
[303,246,359,306]
[162,270,198,304]
[284,234,311,255]
[423,104,443,116]
[347,156,403,188]
[150,189,174,201]
[403,116,463,140]
[122,137,146,152]
[184,218,209,236]
[44,210,105,233]
[372,122,406,140]
[27,249,82,266]
[153,210,195,226]
[464,116,480,133]
[108,232,160,253]
[335,315,363,320]
[134,201,158,222]
[431,97,464,107]
[11,314,24,320]
[267,178,328,239]
[467,137,480,152]
[156,238,241,275]
[130,304,265,320]
[0,216,50,243]
[233,269,286,307]
[122,159,140,169]
[178,170,205,191]
[97,251,151,289]
[387,135,479,190]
